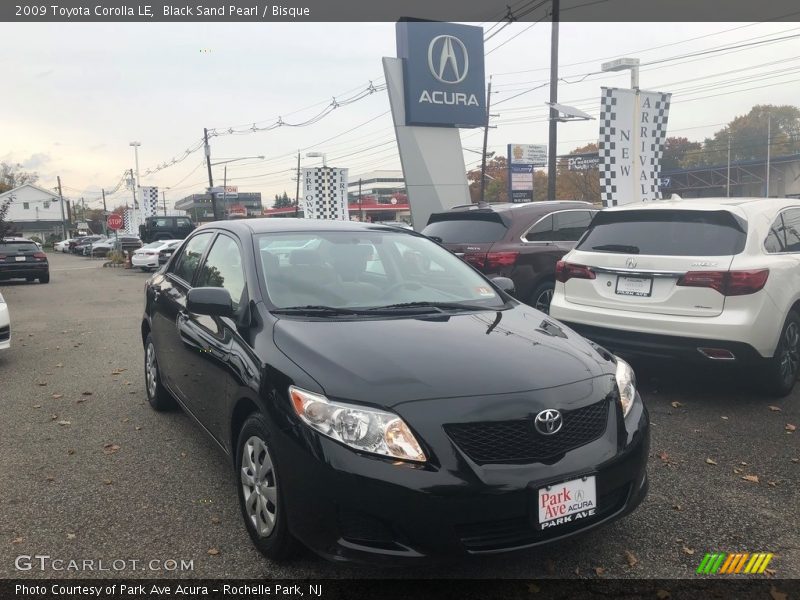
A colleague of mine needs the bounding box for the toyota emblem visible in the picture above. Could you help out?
[534,409,563,436]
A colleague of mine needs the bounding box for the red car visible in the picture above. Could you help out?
[422,201,597,313]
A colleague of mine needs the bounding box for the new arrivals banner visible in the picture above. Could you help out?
[598,87,671,207]
[302,167,349,220]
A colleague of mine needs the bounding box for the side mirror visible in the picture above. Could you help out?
[491,276,516,296]
[187,287,233,318]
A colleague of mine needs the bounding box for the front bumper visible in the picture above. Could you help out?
[272,387,649,564]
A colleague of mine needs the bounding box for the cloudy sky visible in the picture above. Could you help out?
[2,21,799,209]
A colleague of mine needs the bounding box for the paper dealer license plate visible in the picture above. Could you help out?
[15,256,26,262]
[615,275,653,297]
[538,475,597,529]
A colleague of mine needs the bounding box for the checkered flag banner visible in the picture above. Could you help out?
[123,209,135,234]
[302,167,350,221]
[598,87,671,207]
[140,186,159,218]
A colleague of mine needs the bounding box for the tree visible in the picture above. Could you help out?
[0,195,15,238]
[662,137,703,171]
[467,155,509,203]
[696,104,800,167]
[556,143,601,203]
[0,162,39,194]
[273,191,293,209]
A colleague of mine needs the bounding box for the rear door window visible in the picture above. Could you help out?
[422,215,507,243]
[523,215,553,242]
[780,208,800,252]
[553,210,594,241]
[577,209,747,256]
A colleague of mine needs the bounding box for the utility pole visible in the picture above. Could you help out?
[162,190,167,215]
[359,178,364,221]
[766,115,771,198]
[129,168,138,232]
[204,128,217,220]
[726,135,731,198]
[56,176,67,239]
[101,188,108,235]
[547,0,560,201]
[480,76,493,204]
[295,151,301,217]
[222,165,228,219]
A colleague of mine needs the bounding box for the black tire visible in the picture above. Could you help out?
[39,274,50,284]
[759,311,800,397]
[530,280,555,314]
[143,333,176,411]
[235,413,300,561]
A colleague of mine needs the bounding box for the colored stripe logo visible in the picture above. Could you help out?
[696,553,773,574]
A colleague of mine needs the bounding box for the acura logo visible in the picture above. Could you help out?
[625,257,638,269]
[534,409,563,436]
[427,35,469,84]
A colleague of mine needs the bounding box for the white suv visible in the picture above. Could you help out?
[550,197,800,396]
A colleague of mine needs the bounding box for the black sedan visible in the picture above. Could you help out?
[141,219,649,564]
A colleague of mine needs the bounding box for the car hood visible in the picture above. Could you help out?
[273,306,614,407]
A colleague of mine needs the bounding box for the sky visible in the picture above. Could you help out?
[2,21,800,209]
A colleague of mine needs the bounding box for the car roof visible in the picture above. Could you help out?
[603,197,800,219]
[195,218,419,235]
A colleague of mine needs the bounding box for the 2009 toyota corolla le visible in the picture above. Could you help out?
[141,218,649,564]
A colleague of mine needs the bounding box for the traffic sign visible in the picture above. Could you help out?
[107,214,123,231]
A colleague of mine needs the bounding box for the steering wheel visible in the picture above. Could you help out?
[272,276,346,305]
[379,281,426,299]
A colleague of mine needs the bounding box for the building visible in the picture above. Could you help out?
[174,192,263,222]
[347,170,406,204]
[0,184,67,240]
[663,154,800,199]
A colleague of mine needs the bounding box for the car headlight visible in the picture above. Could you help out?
[614,356,637,417]
[289,386,427,463]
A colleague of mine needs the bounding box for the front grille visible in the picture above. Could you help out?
[444,399,610,465]
[0,325,8,341]
[456,484,630,552]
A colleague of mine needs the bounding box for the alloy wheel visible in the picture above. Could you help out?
[145,342,158,398]
[241,435,278,538]
[779,322,800,385]
[535,288,554,314]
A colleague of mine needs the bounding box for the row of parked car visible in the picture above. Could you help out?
[57,234,183,272]
[421,196,800,396]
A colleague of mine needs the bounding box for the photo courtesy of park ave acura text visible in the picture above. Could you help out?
[0,0,799,596]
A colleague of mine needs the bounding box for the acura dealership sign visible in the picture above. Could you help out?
[396,21,485,128]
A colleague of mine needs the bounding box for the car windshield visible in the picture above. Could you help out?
[256,230,506,311]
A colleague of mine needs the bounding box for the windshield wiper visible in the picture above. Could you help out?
[367,301,498,313]
[271,305,365,316]
[591,244,640,254]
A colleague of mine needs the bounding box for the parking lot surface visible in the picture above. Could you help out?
[0,252,797,579]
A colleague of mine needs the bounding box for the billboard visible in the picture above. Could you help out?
[509,143,547,166]
[566,153,601,171]
[302,167,349,220]
[396,21,486,128]
[598,87,671,207]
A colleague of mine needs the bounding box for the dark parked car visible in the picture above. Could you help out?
[139,216,195,243]
[142,218,648,563]
[422,201,597,313]
[0,238,50,283]
[72,235,105,254]
[157,243,180,266]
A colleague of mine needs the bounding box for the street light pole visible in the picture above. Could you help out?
[546,0,560,201]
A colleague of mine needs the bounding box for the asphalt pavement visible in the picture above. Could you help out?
[0,251,797,580]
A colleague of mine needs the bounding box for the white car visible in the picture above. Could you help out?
[132,240,181,271]
[54,239,74,252]
[0,292,9,350]
[550,197,800,396]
